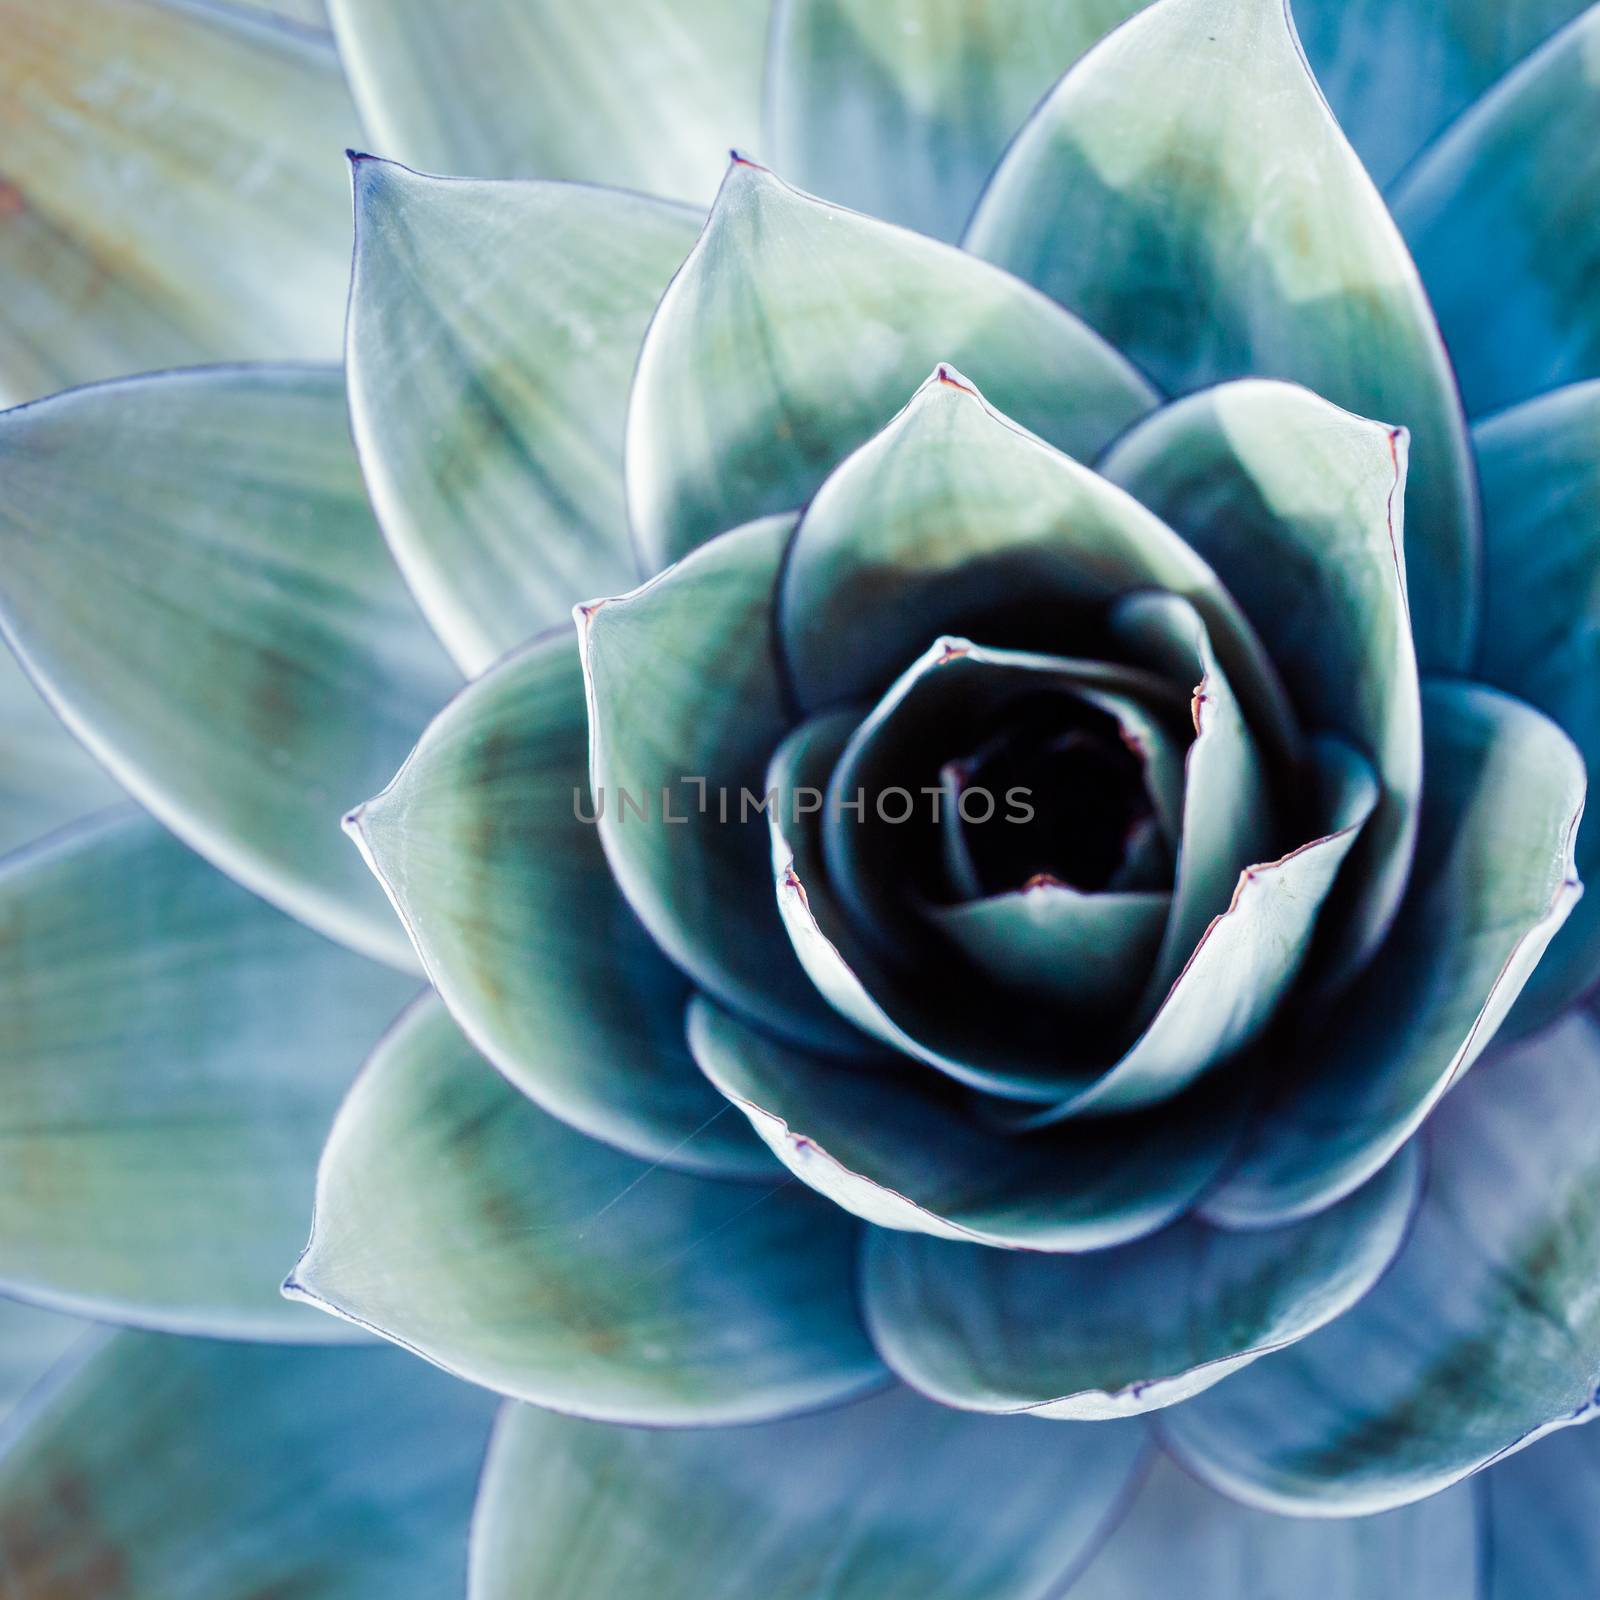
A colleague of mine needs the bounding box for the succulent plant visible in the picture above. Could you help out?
[2,0,1600,1591]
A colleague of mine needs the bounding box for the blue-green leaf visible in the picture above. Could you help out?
[349,627,771,1178]
[1392,6,1600,417]
[1068,1451,1480,1599]
[0,644,119,859]
[329,0,766,203]
[1100,380,1422,979]
[965,0,1478,672]
[1204,680,1583,1227]
[688,996,1243,1253]
[0,0,356,405]
[579,514,852,1051]
[470,1386,1146,1600]
[1290,0,1589,190]
[0,1332,494,1596]
[288,997,883,1424]
[1165,1008,1600,1514]
[627,164,1155,566]
[0,1298,84,1421]
[863,1146,1418,1420]
[0,810,416,1339]
[1482,1422,1600,1600]
[766,0,1145,241]
[1472,382,1600,1033]
[778,367,1298,768]
[0,366,460,969]
[346,158,699,674]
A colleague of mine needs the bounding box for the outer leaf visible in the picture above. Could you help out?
[0,0,355,405]
[1482,1422,1600,1599]
[1290,0,1589,190]
[1165,1008,1600,1514]
[0,1332,495,1596]
[688,996,1243,1253]
[0,644,119,859]
[766,0,1145,241]
[0,366,460,969]
[1100,380,1422,978]
[778,367,1298,768]
[579,514,850,1051]
[329,0,766,204]
[470,1387,1145,1600]
[965,0,1478,672]
[863,1145,1418,1420]
[1204,681,1583,1226]
[1392,6,1600,417]
[1069,1452,1480,1599]
[349,627,771,1178]
[1472,383,1600,1031]
[287,997,882,1424]
[0,811,415,1339]
[0,1299,84,1420]
[346,158,700,674]
[626,164,1156,566]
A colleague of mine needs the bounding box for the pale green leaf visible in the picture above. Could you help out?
[346,158,699,674]
[349,627,772,1178]
[966,0,1478,671]
[288,997,883,1423]
[767,0,1145,240]
[0,0,356,405]
[329,0,766,203]
[627,164,1156,566]
[0,366,460,969]
[0,810,416,1339]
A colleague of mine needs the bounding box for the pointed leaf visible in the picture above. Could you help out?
[329,0,766,203]
[1069,1452,1480,1599]
[767,0,1145,241]
[928,884,1170,1016]
[349,627,771,1178]
[1472,381,1600,1032]
[778,367,1299,767]
[966,0,1478,671]
[689,996,1244,1253]
[0,810,416,1339]
[1165,1008,1600,1514]
[864,1145,1417,1420]
[627,164,1156,566]
[1392,6,1600,416]
[1205,680,1583,1226]
[289,997,883,1424]
[0,1299,84,1420]
[347,158,700,674]
[470,1386,1146,1600]
[1482,1421,1600,1600]
[1101,380,1422,979]
[1290,0,1589,190]
[0,0,356,405]
[0,644,119,859]
[579,514,851,1051]
[0,1332,495,1596]
[0,366,460,969]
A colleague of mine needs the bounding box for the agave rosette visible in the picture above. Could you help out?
[2,0,1600,1591]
